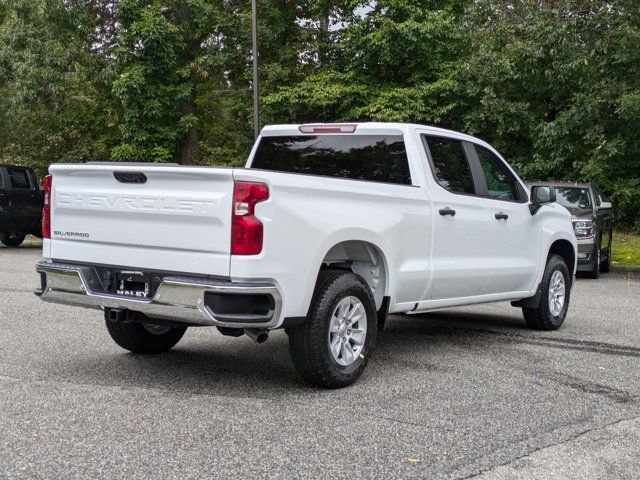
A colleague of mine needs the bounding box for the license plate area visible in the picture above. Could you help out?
[115,270,150,298]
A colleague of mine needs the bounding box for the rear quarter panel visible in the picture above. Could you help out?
[230,169,431,321]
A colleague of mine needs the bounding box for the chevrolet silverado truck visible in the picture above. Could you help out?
[35,123,577,388]
[0,164,43,247]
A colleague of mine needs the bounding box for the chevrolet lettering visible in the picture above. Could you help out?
[57,193,217,215]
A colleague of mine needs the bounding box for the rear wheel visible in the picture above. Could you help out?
[523,254,571,331]
[105,313,187,354]
[288,270,377,388]
[0,232,26,247]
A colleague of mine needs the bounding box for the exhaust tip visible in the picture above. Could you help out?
[245,328,269,344]
[255,332,268,343]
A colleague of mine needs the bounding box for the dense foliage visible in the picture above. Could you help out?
[0,0,638,226]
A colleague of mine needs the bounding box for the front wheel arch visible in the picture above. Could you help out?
[548,239,575,279]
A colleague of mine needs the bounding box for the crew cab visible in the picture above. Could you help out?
[35,123,577,388]
[0,164,43,247]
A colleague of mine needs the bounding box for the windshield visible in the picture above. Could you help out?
[555,187,592,209]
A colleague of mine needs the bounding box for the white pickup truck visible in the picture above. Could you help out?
[36,123,577,388]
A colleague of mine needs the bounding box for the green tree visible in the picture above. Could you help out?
[263,0,472,126]
[1,0,638,227]
[460,0,640,225]
[0,0,115,177]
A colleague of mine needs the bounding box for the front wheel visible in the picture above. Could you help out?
[523,254,571,331]
[600,236,612,273]
[288,270,377,388]
[583,243,601,279]
[105,314,187,354]
[0,232,26,247]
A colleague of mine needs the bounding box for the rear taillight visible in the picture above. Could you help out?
[42,174,52,239]
[231,181,269,255]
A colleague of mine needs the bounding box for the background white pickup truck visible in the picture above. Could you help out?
[36,123,577,387]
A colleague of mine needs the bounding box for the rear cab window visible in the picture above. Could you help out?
[251,134,412,185]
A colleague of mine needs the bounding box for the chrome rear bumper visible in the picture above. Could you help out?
[35,261,282,328]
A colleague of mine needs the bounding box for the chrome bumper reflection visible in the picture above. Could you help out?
[35,261,282,328]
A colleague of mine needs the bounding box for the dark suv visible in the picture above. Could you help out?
[530,182,613,278]
[0,165,43,247]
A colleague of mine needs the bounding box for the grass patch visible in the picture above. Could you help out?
[612,231,640,268]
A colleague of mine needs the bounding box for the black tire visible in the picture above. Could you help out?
[583,242,601,279]
[0,232,26,247]
[523,254,571,331]
[105,314,187,354]
[288,270,377,388]
[600,234,612,273]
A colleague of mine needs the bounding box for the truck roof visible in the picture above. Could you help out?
[0,164,32,169]
[260,123,493,150]
[528,181,593,189]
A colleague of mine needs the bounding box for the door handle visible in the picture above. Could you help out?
[439,207,456,217]
[495,212,509,220]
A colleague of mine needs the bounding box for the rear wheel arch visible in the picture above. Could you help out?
[318,240,389,311]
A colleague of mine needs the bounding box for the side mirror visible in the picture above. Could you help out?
[598,201,612,210]
[529,185,556,215]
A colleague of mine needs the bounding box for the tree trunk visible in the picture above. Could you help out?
[179,86,197,165]
[176,3,198,165]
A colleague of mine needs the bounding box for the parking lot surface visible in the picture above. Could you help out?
[1,245,639,479]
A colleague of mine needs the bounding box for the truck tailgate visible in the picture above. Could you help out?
[48,164,234,277]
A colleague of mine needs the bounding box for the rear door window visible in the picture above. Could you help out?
[251,134,412,185]
[7,168,32,189]
[422,136,475,194]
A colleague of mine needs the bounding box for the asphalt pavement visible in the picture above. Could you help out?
[1,245,639,479]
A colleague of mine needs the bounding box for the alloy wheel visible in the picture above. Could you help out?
[328,296,367,366]
[548,270,566,317]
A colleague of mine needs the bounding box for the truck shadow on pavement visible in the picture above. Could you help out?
[41,309,640,401]
[48,310,531,395]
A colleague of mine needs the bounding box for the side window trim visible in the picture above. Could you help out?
[468,142,528,204]
[28,170,39,191]
[462,141,489,197]
[591,185,602,207]
[420,134,480,197]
